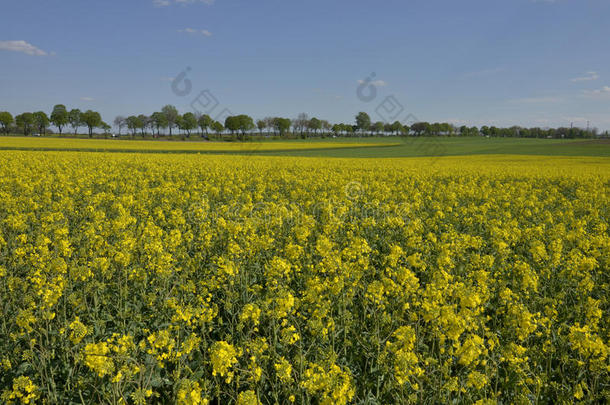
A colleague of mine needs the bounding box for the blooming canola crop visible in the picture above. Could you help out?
[0,151,609,404]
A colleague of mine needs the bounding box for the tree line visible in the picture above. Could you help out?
[0,106,602,139]
[0,106,107,137]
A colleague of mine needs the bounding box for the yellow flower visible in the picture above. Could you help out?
[236,390,260,405]
[466,371,488,390]
[1,376,38,404]
[83,342,114,377]
[209,341,239,383]
[456,335,486,366]
[240,303,261,326]
[176,379,203,405]
[301,363,354,405]
[274,357,293,384]
[68,317,88,344]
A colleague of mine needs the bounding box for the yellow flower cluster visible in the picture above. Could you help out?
[0,376,38,404]
[301,363,355,405]
[210,341,240,383]
[176,379,206,405]
[0,151,609,403]
[68,317,88,344]
[83,342,114,377]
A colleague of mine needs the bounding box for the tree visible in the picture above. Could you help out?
[321,120,331,137]
[224,115,254,140]
[411,122,430,136]
[384,122,393,134]
[346,125,355,136]
[162,105,179,136]
[430,123,442,135]
[225,116,239,137]
[356,112,371,135]
[211,121,224,137]
[175,115,184,136]
[126,116,142,137]
[0,111,14,135]
[198,114,212,138]
[256,119,266,136]
[114,116,126,137]
[100,122,111,138]
[137,114,149,137]
[373,121,384,135]
[332,123,342,137]
[151,112,168,137]
[308,117,322,137]
[68,109,82,136]
[236,115,254,140]
[273,118,291,137]
[391,121,404,135]
[33,111,50,135]
[264,117,274,134]
[81,110,102,138]
[293,113,309,138]
[181,112,197,137]
[50,104,68,135]
[147,116,156,137]
[15,113,34,135]
[439,122,454,135]
[241,115,255,139]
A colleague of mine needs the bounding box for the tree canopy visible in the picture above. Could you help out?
[50,105,68,135]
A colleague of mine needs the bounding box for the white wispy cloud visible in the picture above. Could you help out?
[155,0,214,6]
[178,28,212,37]
[509,96,564,104]
[0,40,48,56]
[571,71,599,82]
[583,86,610,96]
[356,79,387,87]
[80,97,94,101]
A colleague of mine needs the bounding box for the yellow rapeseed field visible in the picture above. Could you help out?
[0,151,609,404]
[0,136,390,153]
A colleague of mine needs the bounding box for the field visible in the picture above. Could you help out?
[260,137,610,158]
[1,144,609,404]
[0,136,394,155]
[1,136,610,158]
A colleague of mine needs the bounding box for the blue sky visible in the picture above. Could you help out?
[1,0,610,131]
